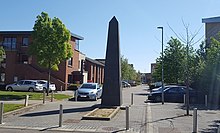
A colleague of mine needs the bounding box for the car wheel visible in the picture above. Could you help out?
[155,96,162,102]
[28,87,34,92]
[7,87,13,91]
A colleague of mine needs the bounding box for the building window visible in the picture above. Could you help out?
[75,40,79,50]
[21,55,28,64]
[22,37,29,46]
[78,60,80,69]
[14,76,18,82]
[3,37,16,50]
[68,74,72,83]
[68,58,73,66]
[0,73,5,82]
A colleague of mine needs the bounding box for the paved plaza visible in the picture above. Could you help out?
[0,85,220,133]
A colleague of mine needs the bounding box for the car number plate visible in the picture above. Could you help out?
[80,95,87,97]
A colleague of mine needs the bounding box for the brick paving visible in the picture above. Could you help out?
[0,85,149,132]
[0,85,220,133]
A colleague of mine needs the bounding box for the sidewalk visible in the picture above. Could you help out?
[0,85,149,133]
[146,102,220,133]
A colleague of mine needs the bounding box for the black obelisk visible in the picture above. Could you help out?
[101,16,122,106]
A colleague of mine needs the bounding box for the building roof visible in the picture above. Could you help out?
[95,59,105,65]
[202,16,220,23]
[0,31,84,40]
[85,57,105,67]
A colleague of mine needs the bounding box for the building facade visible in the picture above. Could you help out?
[0,31,84,90]
[85,57,104,84]
[202,16,220,47]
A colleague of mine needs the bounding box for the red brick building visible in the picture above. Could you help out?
[85,57,104,84]
[0,31,84,90]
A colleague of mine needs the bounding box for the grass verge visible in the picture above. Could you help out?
[4,104,24,113]
[0,91,72,100]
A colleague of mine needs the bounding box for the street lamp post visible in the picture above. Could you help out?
[157,26,164,105]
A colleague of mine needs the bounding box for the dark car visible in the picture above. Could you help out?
[122,81,131,88]
[148,86,203,103]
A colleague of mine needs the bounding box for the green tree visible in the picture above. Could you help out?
[202,36,220,105]
[121,56,137,81]
[153,37,185,84]
[30,12,73,95]
[190,41,206,90]
[0,46,5,62]
[121,56,130,80]
[164,37,185,84]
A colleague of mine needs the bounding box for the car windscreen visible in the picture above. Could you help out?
[37,81,46,84]
[80,84,96,89]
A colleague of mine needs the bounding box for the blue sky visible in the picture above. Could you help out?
[1,0,220,73]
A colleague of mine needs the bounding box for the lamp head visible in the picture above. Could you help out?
[157,26,163,29]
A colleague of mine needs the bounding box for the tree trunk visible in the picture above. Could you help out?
[47,64,51,96]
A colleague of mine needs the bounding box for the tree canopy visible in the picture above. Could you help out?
[30,12,73,94]
[152,37,200,85]
[0,46,5,62]
[121,56,138,81]
[153,37,186,84]
[30,12,72,71]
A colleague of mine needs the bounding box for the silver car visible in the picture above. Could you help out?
[77,83,102,101]
[37,80,56,91]
[5,80,44,92]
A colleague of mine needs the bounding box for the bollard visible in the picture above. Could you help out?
[184,94,186,105]
[126,106,129,130]
[59,104,63,127]
[205,95,208,107]
[0,103,3,124]
[75,90,78,102]
[51,91,54,102]
[217,125,220,133]
[43,89,46,104]
[24,95,29,107]
[131,93,134,105]
[192,108,198,133]
[60,86,62,92]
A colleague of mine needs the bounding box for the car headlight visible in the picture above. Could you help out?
[91,91,95,94]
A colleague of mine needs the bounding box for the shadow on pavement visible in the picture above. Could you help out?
[39,126,59,131]
[20,104,99,117]
[0,95,24,101]
[148,114,188,124]
[201,120,220,133]
[176,104,220,111]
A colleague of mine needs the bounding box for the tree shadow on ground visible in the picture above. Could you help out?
[175,104,220,133]
[0,95,24,101]
[200,120,220,133]
[176,104,220,111]
[20,104,100,117]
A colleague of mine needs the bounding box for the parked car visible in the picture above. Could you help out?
[0,84,6,91]
[122,81,131,88]
[124,80,136,86]
[150,86,170,92]
[5,80,44,92]
[77,83,102,101]
[149,82,162,90]
[148,85,203,103]
[37,80,56,91]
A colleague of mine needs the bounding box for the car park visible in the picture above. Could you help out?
[148,85,203,103]
[77,83,102,101]
[5,80,44,92]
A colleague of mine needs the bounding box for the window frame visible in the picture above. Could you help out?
[22,37,29,46]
